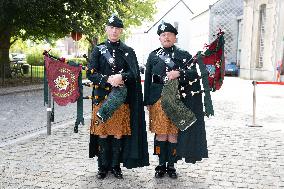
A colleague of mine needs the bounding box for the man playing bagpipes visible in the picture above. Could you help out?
[87,15,149,179]
[144,22,224,179]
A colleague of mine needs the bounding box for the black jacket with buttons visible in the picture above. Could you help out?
[143,45,199,105]
[87,40,149,169]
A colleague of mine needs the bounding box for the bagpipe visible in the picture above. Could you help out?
[95,86,128,124]
[79,82,127,126]
[160,30,225,131]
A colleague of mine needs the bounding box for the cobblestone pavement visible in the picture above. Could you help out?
[0,84,44,96]
[0,85,92,144]
[0,77,284,189]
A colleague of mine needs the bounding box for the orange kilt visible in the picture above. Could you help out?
[149,99,179,135]
[90,102,131,136]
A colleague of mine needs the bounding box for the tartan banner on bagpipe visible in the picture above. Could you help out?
[195,29,225,116]
[200,30,225,91]
[44,55,81,106]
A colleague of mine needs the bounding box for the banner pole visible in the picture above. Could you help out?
[248,81,262,127]
[47,87,52,135]
[252,81,256,125]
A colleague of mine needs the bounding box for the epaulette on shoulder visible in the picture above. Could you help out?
[150,48,163,56]
[122,42,132,51]
[153,47,162,53]
[96,42,105,47]
[175,47,191,57]
[175,47,187,54]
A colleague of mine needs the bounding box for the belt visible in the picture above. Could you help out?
[152,74,165,84]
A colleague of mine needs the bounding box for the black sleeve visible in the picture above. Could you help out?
[87,47,109,87]
[121,50,136,84]
[143,53,154,106]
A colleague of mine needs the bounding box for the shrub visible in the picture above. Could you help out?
[67,58,87,66]
[26,51,44,66]
[27,50,60,66]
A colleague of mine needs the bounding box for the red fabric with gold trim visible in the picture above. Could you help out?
[44,56,81,106]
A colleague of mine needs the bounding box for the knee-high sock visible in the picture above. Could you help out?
[97,138,110,170]
[155,140,168,166]
[167,142,177,167]
[111,138,122,167]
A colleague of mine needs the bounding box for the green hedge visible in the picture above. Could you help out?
[67,58,87,66]
[27,50,61,66]
[26,51,87,66]
[26,51,45,66]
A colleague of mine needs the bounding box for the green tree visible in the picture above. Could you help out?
[0,0,157,77]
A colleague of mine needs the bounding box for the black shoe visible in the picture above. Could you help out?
[155,165,166,178]
[111,166,123,179]
[167,166,177,179]
[97,169,108,179]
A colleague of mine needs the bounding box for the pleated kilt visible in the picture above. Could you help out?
[149,99,179,135]
[90,102,131,136]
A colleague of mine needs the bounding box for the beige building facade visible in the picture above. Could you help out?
[240,0,284,81]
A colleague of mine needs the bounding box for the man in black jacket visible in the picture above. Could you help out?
[88,15,149,179]
[144,22,208,179]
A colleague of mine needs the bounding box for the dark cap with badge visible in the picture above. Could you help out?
[157,21,178,36]
[107,14,124,28]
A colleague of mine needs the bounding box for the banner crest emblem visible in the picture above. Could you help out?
[44,56,81,106]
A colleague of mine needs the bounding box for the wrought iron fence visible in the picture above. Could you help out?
[1,55,87,88]
[0,61,44,88]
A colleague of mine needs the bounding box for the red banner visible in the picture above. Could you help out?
[44,56,81,106]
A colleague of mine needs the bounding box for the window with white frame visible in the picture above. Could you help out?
[257,4,266,68]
